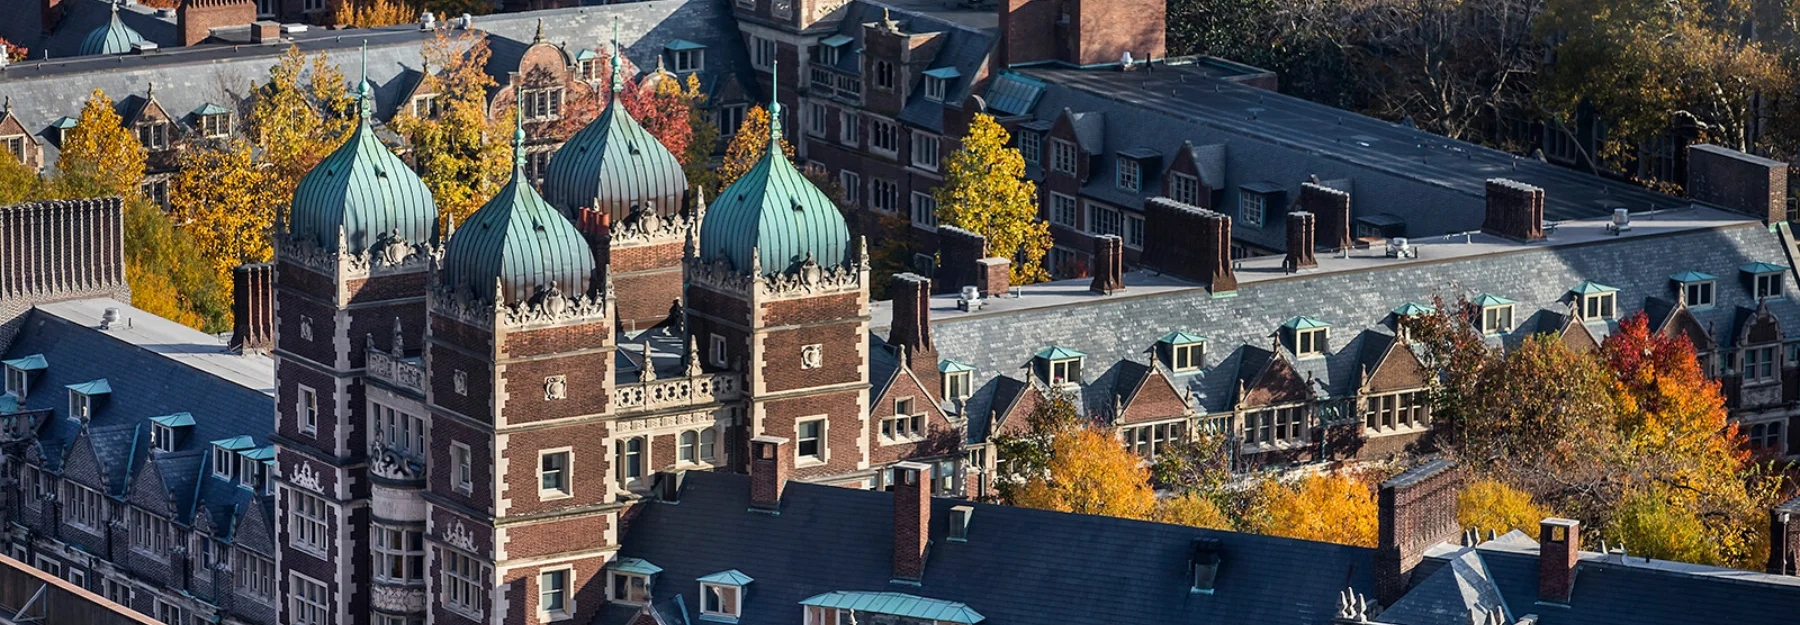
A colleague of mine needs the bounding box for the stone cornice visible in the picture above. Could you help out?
[274,226,438,282]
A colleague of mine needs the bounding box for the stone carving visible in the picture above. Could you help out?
[273,226,438,280]
[801,344,823,369]
[428,277,611,331]
[289,462,323,494]
[371,585,427,613]
[369,440,425,481]
[614,373,743,412]
[299,316,314,341]
[444,520,477,553]
[610,206,691,246]
[366,345,425,393]
[638,342,657,383]
[453,370,468,396]
[683,238,867,300]
[545,375,567,400]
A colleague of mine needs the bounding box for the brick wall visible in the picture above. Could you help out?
[500,351,612,426]
[1072,0,1165,66]
[500,421,613,517]
[0,198,130,352]
[178,0,255,46]
[1688,144,1790,224]
[760,391,865,480]
[1481,179,1545,242]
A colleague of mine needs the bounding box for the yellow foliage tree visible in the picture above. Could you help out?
[1011,427,1156,520]
[1248,473,1379,547]
[330,0,415,27]
[122,198,231,332]
[58,90,146,198]
[169,140,285,282]
[249,46,355,205]
[1458,477,1551,536]
[716,105,793,192]
[934,113,1053,284]
[390,30,513,229]
[1154,493,1234,530]
[0,153,45,206]
[1607,484,1730,566]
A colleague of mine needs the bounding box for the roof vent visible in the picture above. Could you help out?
[458,13,474,29]
[957,285,982,312]
[100,307,121,330]
[420,11,436,29]
[281,23,309,34]
[131,41,159,54]
[1190,538,1222,593]
[948,505,973,542]
[1607,208,1631,235]
[1384,237,1414,259]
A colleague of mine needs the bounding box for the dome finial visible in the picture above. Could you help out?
[358,41,373,120]
[609,16,623,95]
[534,18,545,44]
[512,104,527,171]
[769,59,782,142]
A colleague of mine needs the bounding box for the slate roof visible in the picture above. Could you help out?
[1012,64,1689,252]
[883,215,1800,419]
[815,1,998,133]
[609,471,1379,625]
[0,0,749,171]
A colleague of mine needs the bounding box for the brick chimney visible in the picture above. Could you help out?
[891,461,932,582]
[0,198,131,354]
[1482,179,1546,242]
[1537,518,1581,604]
[228,262,274,353]
[1284,212,1317,272]
[1088,234,1124,295]
[1375,459,1461,606]
[749,436,790,512]
[936,225,988,295]
[1299,182,1351,252]
[975,258,1010,297]
[1142,197,1235,294]
[888,273,939,392]
[1767,496,1800,575]
[250,21,281,45]
[1687,144,1790,224]
[178,0,256,47]
[1001,0,1166,68]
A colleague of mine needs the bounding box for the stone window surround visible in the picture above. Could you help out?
[538,565,576,622]
[538,447,574,500]
[795,416,828,466]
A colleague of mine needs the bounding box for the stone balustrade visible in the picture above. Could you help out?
[614,373,742,412]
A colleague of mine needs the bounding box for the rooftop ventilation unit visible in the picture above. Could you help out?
[957,285,983,312]
[1607,208,1632,235]
[1385,237,1415,259]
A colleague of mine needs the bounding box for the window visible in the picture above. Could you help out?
[374,526,424,582]
[702,583,741,617]
[520,88,564,121]
[154,598,179,625]
[66,568,85,590]
[838,170,861,206]
[299,386,318,435]
[679,431,698,464]
[235,550,275,602]
[1049,358,1080,385]
[1685,280,1716,308]
[1088,203,1122,238]
[1481,305,1514,335]
[5,365,25,398]
[102,578,131,605]
[710,334,728,368]
[870,178,898,212]
[1743,345,1778,382]
[446,442,473,494]
[1246,405,1306,446]
[1121,421,1184,459]
[411,94,442,118]
[718,105,747,136]
[373,403,427,457]
[1364,390,1430,432]
[1581,292,1615,319]
[1,135,24,163]
[1116,158,1141,192]
[796,418,825,463]
[142,178,169,209]
[539,568,571,618]
[1125,214,1145,249]
[817,44,840,67]
[1757,273,1784,299]
[807,102,828,137]
[1050,139,1077,175]
[289,490,330,555]
[923,76,948,102]
[1019,131,1041,167]
[130,508,170,554]
[911,132,940,170]
[1050,193,1080,229]
[1294,328,1327,357]
[754,37,776,70]
[70,390,92,419]
[839,110,860,146]
[137,122,170,150]
[672,48,703,73]
[615,437,645,487]
[700,428,718,462]
[910,192,938,230]
[245,456,271,493]
[1172,343,1203,371]
[871,118,899,155]
[1749,421,1784,451]
[807,606,852,625]
[444,551,486,617]
[290,574,328,625]
[32,555,59,577]
[872,60,895,90]
[539,449,572,498]
[881,399,925,443]
[213,444,238,481]
[198,113,230,138]
[1239,190,1265,227]
[943,370,971,402]
[609,571,649,604]
[152,423,174,452]
[1167,172,1199,205]
[65,483,104,531]
[527,150,552,185]
[302,0,325,10]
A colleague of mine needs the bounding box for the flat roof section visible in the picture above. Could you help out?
[36,298,276,397]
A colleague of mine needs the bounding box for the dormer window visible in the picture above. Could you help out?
[924,76,946,101]
[1671,271,1716,308]
[2,135,25,163]
[1035,346,1085,385]
[575,50,600,82]
[606,558,661,605]
[65,379,109,420]
[939,360,974,404]
[411,94,442,118]
[1237,183,1285,228]
[921,67,958,103]
[1571,281,1618,319]
[149,412,194,453]
[211,436,255,482]
[193,103,232,139]
[1743,262,1785,299]
[152,423,175,452]
[665,39,707,73]
[50,117,78,147]
[520,87,565,121]
[240,446,275,493]
[3,354,45,398]
[1474,294,1515,334]
[697,570,752,621]
[1158,331,1206,372]
[136,121,170,151]
[1116,157,1141,192]
[1049,138,1077,175]
[1281,317,1330,357]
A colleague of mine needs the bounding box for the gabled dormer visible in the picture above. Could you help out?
[1569,281,1618,320]
[127,84,173,152]
[148,412,194,453]
[1115,147,1162,194]
[1670,271,1717,309]
[605,557,661,605]
[1236,181,1285,229]
[239,446,274,494]
[1740,262,1786,300]
[921,67,959,103]
[1472,294,1515,335]
[3,354,46,399]
[664,39,707,74]
[211,436,255,482]
[65,379,110,421]
[190,103,232,140]
[1279,316,1330,358]
[1033,346,1085,386]
[0,98,42,170]
[1156,331,1206,372]
[938,360,974,405]
[696,569,752,621]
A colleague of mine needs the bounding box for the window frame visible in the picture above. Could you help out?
[1116,157,1141,192]
[1244,404,1307,447]
[1363,389,1430,434]
[1757,273,1784,299]
[374,525,425,583]
[1581,292,1616,320]
[289,573,329,625]
[1048,357,1080,385]
[838,170,861,207]
[709,334,728,368]
[200,113,230,139]
[807,101,829,137]
[608,570,650,605]
[298,385,318,435]
[910,131,940,171]
[615,436,646,488]
[839,110,861,147]
[1049,138,1077,175]
[943,370,971,403]
[129,507,170,554]
[70,390,91,419]
[1684,280,1716,308]
[872,60,895,91]
[1171,343,1204,372]
[539,567,574,620]
[65,482,104,531]
[443,550,486,617]
[870,118,899,156]
[1167,172,1199,205]
[1239,190,1265,227]
[1120,420,1185,459]
[451,442,474,494]
[700,582,742,618]
[1,135,25,163]
[288,489,331,556]
[796,417,826,465]
[672,48,704,73]
[235,549,276,602]
[1050,192,1080,230]
[152,423,175,453]
[5,365,26,398]
[1480,305,1514,335]
[1294,328,1328,357]
[537,448,573,500]
[923,76,946,102]
[870,178,899,213]
[1087,202,1123,238]
[1018,130,1041,167]
[910,191,938,231]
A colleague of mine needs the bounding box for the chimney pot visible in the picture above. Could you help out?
[1538,518,1581,604]
[975,257,1010,297]
[1088,234,1125,295]
[891,461,932,581]
[1284,211,1318,271]
[749,436,791,512]
[1482,179,1546,242]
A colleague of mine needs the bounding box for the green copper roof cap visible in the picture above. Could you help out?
[820,34,854,47]
[67,379,111,395]
[799,592,984,624]
[1034,345,1085,360]
[923,67,962,79]
[440,111,597,306]
[1669,271,1716,283]
[149,412,196,428]
[290,43,438,253]
[1281,315,1330,330]
[240,445,276,461]
[3,354,47,371]
[1569,281,1618,295]
[1158,331,1206,345]
[49,117,79,130]
[210,435,256,451]
[544,17,689,222]
[938,359,976,373]
[698,60,850,276]
[664,39,706,51]
[192,103,231,117]
[1472,293,1515,307]
[1741,261,1786,275]
[80,3,146,57]
[696,570,753,585]
[1391,302,1436,317]
[606,557,663,575]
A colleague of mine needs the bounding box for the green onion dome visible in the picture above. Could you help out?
[543,31,688,223]
[697,63,849,276]
[438,118,598,306]
[80,3,146,57]
[288,70,437,253]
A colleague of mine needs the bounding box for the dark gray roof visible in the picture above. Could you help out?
[612,471,1378,625]
[824,1,997,131]
[1014,64,1689,252]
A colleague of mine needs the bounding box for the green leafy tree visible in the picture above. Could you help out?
[390,30,513,229]
[0,154,45,205]
[58,90,146,198]
[123,197,231,332]
[933,114,1053,285]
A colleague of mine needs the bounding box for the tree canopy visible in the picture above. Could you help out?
[169,139,284,283]
[716,105,793,192]
[390,30,513,229]
[58,90,146,198]
[934,114,1053,285]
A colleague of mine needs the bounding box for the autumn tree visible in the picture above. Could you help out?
[123,197,231,332]
[934,114,1054,284]
[551,48,700,167]
[1459,477,1551,535]
[390,30,513,229]
[0,153,45,206]
[0,37,29,63]
[1244,473,1379,547]
[1010,426,1157,519]
[1154,493,1234,530]
[169,140,284,282]
[992,389,1085,502]
[58,90,146,198]
[248,46,355,204]
[682,79,721,194]
[717,105,793,191]
[330,0,415,27]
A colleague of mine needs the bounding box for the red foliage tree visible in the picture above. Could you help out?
[551,45,694,163]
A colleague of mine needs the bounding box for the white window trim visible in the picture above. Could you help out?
[287,489,331,557]
[608,570,651,605]
[1171,342,1204,372]
[839,110,860,147]
[1119,418,1187,460]
[537,447,574,501]
[942,370,971,403]
[5,365,27,398]
[1049,192,1080,230]
[1239,190,1265,227]
[1757,273,1784,299]
[709,334,728,368]
[910,131,940,171]
[288,572,329,625]
[1116,157,1140,192]
[1581,292,1616,320]
[795,416,828,466]
[700,582,743,618]
[1241,403,1309,451]
[443,550,487,618]
[297,385,318,436]
[538,566,576,622]
[451,442,474,494]
[1294,328,1328,357]
[1362,389,1432,436]
[1480,305,1515,335]
[1050,138,1077,175]
[1685,280,1716,308]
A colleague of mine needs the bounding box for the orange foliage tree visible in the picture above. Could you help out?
[1010,426,1157,519]
[550,46,698,165]
[1245,473,1379,547]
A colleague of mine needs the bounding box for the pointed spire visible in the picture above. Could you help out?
[609,16,623,95]
[512,103,527,171]
[533,18,545,44]
[357,41,373,121]
[768,59,782,142]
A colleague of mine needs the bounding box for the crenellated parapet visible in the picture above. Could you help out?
[685,237,869,301]
[274,225,441,282]
[428,274,613,331]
